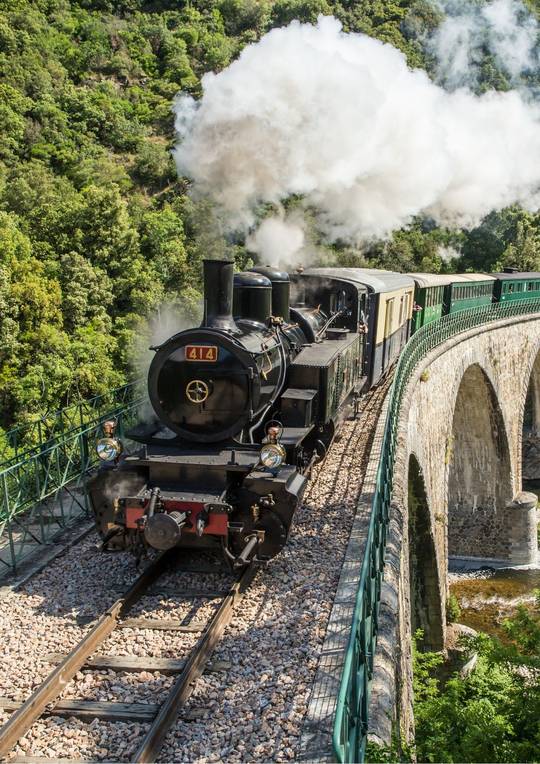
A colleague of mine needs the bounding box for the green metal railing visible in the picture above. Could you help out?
[0,383,139,468]
[332,298,540,763]
[0,383,143,575]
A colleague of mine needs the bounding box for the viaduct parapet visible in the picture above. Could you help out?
[370,313,540,747]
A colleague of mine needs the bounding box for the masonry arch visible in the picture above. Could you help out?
[447,363,513,561]
[408,454,444,651]
[525,349,540,436]
[522,349,540,484]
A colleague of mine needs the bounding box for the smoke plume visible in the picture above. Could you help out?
[173,14,540,251]
[430,0,539,91]
[131,298,202,403]
[246,212,306,268]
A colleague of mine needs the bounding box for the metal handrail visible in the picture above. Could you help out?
[332,298,540,763]
[0,383,144,574]
[0,382,139,468]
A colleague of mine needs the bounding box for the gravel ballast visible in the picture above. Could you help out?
[1,382,388,762]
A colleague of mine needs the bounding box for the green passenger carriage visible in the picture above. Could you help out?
[445,274,495,314]
[407,274,454,331]
[491,271,540,303]
[408,273,498,333]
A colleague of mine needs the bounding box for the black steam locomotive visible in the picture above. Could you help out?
[88,260,414,566]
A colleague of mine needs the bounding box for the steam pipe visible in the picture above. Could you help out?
[235,534,259,566]
[202,259,238,333]
[146,487,161,519]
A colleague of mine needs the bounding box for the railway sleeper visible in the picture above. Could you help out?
[41,653,232,674]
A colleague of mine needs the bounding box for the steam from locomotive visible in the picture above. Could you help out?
[173,14,540,249]
[430,0,539,92]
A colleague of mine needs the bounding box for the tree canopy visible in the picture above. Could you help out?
[1,0,539,439]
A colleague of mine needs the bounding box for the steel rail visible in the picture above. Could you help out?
[0,549,175,759]
[134,562,259,762]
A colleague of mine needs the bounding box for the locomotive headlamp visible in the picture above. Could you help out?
[96,423,122,462]
[259,442,286,469]
[96,436,123,462]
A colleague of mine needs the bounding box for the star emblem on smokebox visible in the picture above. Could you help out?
[186,379,209,404]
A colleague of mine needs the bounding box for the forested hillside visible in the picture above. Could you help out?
[1,0,539,439]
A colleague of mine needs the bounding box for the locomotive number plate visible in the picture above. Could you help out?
[185,345,218,362]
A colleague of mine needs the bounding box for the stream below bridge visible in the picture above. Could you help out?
[449,482,540,640]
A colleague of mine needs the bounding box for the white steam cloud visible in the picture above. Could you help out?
[438,245,461,263]
[246,213,305,268]
[431,0,539,90]
[173,14,540,252]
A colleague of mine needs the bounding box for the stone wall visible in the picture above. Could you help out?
[369,313,540,748]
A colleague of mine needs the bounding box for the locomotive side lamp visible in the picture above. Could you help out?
[259,422,286,469]
[96,419,123,462]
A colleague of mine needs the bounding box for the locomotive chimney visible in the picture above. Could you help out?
[202,259,238,333]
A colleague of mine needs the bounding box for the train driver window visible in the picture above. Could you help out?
[508,284,514,293]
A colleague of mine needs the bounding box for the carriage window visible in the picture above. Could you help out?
[508,284,514,292]
[385,299,394,336]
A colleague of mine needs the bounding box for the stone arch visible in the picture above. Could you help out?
[523,349,540,483]
[447,363,513,562]
[408,454,444,651]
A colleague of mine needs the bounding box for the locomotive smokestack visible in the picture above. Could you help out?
[202,259,238,333]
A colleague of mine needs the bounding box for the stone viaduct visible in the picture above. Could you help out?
[370,313,540,747]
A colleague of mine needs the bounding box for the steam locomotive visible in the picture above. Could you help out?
[88,259,414,566]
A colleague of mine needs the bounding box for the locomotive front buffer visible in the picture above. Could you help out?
[89,442,308,568]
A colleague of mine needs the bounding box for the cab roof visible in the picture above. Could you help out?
[299,267,415,294]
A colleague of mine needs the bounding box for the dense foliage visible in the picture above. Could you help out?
[1,0,539,446]
[366,600,540,763]
[412,598,540,763]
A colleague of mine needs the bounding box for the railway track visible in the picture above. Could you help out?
[0,551,258,762]
[0,376,392,762]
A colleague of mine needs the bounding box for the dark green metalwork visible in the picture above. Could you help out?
[332,298,540,763]
[0,383,143,575]
[0,383,138,468]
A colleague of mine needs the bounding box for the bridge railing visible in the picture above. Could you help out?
[0,383,143,575]
[332,297,540,763]
[0,383,139,468]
